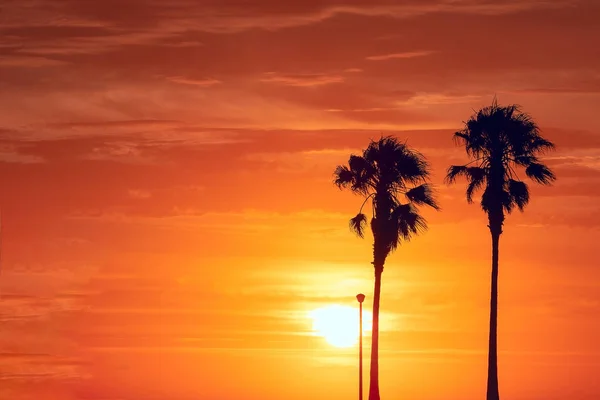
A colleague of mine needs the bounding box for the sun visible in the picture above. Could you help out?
[309,305,371,348]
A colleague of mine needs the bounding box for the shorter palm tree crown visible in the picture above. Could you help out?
[334,136,439,265]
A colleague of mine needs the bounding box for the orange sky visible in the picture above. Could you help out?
[0,1,599,399]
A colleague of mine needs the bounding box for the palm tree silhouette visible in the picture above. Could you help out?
[334,136,439,400]
[445,100,556,400]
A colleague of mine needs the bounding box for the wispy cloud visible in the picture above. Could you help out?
[260,72,345,87]
[83,142,153,164]
[0,145,45,163]
[127,189,152,199]
[366,50,435,61]
[48,119,180,130]
[13,29,187,56]
[0,55,68,68]
[399,93,483,105]
[507,87,600,95]
[166,76,222,86]
[67,209,351,231]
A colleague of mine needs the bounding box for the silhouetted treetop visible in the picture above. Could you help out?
[446,100,556,215]
[334,135,439,250]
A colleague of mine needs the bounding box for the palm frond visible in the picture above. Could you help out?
[459,119,487,157]
[391,203,428,244]
[508,179,529,212]
[525,162,556,185]
[333,165,354,189]
[445,165,468,183]
[446,166,487,198]
[502,189,515,214]
[466,179,484,204]
[453,131,469,144]
[394,148,430,184]
[405,183,440,210]
[348,154,368,171]
[349,213,368,238]
[480,187,493,213]
[513,154,538,166]
[481,187,511,214]
[364,136,399,167]
[465,167,486,203]
[506,114,540,156]
[348,155,374,195]
[529,136,555,153]
[366,136,430,185]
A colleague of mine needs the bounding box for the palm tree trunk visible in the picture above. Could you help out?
[486,230,500,400]
[369,265,383,400]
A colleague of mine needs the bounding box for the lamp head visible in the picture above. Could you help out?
[356,293,365,303]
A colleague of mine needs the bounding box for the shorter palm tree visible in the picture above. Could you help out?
[445,100,556,400]
[334,136,439,400]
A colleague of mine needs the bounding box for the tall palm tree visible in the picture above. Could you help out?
[445,100,556,400]
[334,136,439,400]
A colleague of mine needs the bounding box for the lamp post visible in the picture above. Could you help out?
[356,293,366,400]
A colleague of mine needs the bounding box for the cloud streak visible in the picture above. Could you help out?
[166,77,222,86]
[260,73,345,87]
[366,50,435,61]
[0,55,68,68]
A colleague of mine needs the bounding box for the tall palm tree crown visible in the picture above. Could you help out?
[334,136,439,400]
[445,100,556,400]
[446,100,556,231]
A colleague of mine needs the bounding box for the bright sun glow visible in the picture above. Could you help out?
[309,305,372,348]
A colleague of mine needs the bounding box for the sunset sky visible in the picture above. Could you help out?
[1,1,599,399]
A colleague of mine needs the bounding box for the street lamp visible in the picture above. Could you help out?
[356,293,366,400]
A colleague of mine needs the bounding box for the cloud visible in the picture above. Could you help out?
[0,294,83,321]
[245,147,362,173]
[1,263,98,297]
[127,189,152,199]
[1,0,569,62]
[67,209,350,229]
[399,93,484,106]
[366,50,435,61]
[79,1,573,34]
[542,129,600,150]
[166,77,222,86]
[12,28,187,56]
[0,55,68,68]
[0,145,45,163]
[509,87,600,95]
[260,72,345,87]
[47,120,179,130]
[547,153,600,171]
[3,119,248,146]
[83,141,153,164]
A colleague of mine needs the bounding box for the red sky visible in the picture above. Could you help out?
[0,1,599,399]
